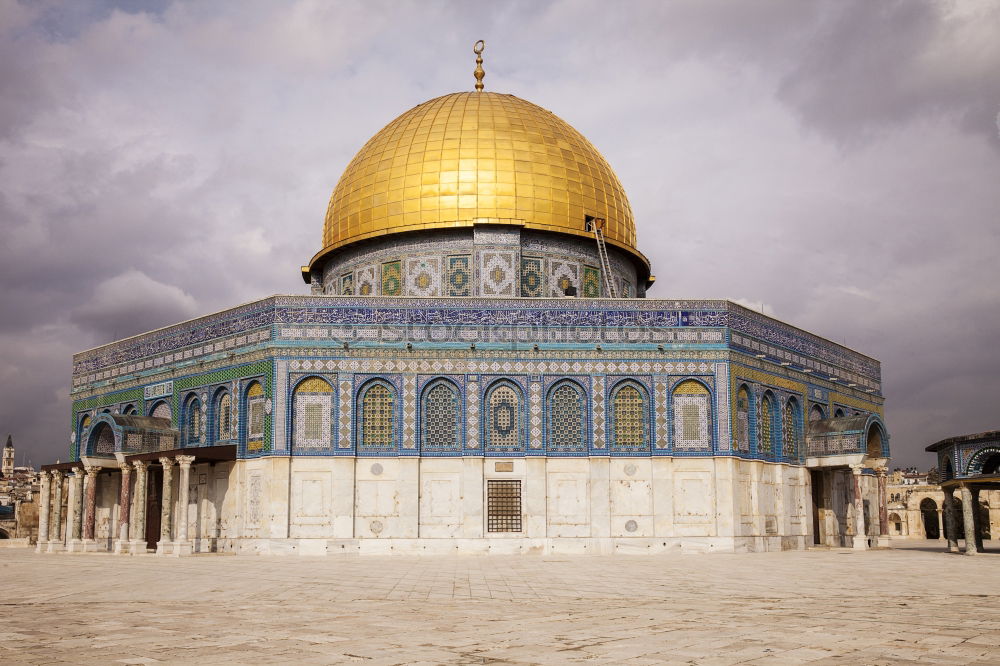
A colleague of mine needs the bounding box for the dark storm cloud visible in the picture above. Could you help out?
[0,0,997,468]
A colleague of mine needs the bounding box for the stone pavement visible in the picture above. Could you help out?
[1,541,998,664]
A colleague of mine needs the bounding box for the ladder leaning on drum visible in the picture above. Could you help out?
[587,216,618,298]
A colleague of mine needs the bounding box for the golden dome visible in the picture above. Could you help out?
[308,92,647,276]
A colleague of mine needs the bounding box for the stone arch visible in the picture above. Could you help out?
[809,404,825,422]
[888,512,904,536]
[672,379,712,451]
[484,379,524,453]
[834,407,845,418]
[356,378,398,453]
[88,421,116,455]
[545,378,587,454]
[420,378,463,454]
[0,527,9,539]
[609,379,650,453]
[865,420,887,459]
[121,404,137,416]
[292,376,334,452]
[920,497,940,539]
[149,400,171,421]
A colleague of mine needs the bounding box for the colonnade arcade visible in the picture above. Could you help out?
[36,445,235,556]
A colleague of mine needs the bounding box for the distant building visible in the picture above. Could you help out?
[886,466,998,546]
[0,436,40,541]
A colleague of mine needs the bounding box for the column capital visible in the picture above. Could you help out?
[69,465,82,476]
[158,456,175,469]
[38,469,51,481]
[118,462,131,474]
[51,469,64,480]
[132,459,148,471]
[175,455,196,468]
[84,465,100,477]
[849,464,864,475]
[875,466,888,477]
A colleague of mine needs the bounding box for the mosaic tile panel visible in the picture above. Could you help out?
[582,265,601,298]
[592,375,605,449]
[247,381,266,453]
[446,255,472,296]
[273,360,288,452]
[402,374,416,449]
[466,381,480,449]
[715,363,730,452]
[405,257,441,297]
[292,376,333,451]
[529,380,543,450]
[478,250,516,297]
[356,265,377,296]
[381,260,402,296]
[549,259,579,297]
[338,375,352,449]
[340,273,354,296]
[654,378,668,449]
[520,257,544,298]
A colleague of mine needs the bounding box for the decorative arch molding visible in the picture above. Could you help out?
[862,414,890,459]
[671,378,712,452]
[291,375,336,453]
[355,377,401,455]
[84,412,178,456]
[966,446,1000,476]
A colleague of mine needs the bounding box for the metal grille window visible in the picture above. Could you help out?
[218,394,232,440]
[783,400,798,458]
[760,394,773,454]
[487,479,522,533]
[548,382,585,453]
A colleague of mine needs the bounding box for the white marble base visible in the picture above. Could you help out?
[45,540,65,553]
[171,541,193,557]
[155,540,173,556]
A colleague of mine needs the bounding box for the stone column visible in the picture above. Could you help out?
[971,487,985,553]
[64,466,83,552]
[943,487,959,552]
[960,485,979,555]
[173,455,196,556]
[113,463,132,554]
[937,509,944,540]
[156,457,174,555]
[35,471,51,552]
[47,470,65,552]
[82,466,99,551]
[128,460,149,554]
[850,465,867,550]
[875,467,890,546]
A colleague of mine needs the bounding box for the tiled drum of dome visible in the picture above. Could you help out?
[548,383,586,453]
[339,273,354,295]
[405,256,441,297]
[421,381,460,453]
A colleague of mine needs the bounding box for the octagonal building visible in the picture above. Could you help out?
[37,67,891,556]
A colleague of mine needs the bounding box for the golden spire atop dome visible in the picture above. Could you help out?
[473,40,485,91]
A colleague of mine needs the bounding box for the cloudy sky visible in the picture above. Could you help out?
[1,0,998,468]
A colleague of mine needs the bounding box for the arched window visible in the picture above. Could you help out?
[759,393,774,455]
[216,392,233,441]
[359,381,395,452]
[485,382,523,452]
[547,381,586,453]
[673,379,711,450]
[121,404,137,416]
[783,398,800,459]
[735,386,750,453]
[834,407,845,418]
[809,404,824,422]
[245,381,266,452]
[866,423,884,458]
[611,381,648,452]
[293,377,333,451]
[421,380,461,453]
[184,395,202,446]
